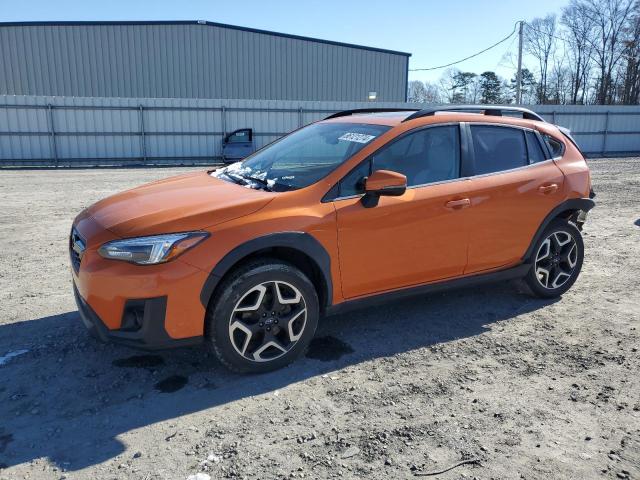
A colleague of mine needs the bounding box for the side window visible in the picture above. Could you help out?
[339,159,371,197]
[526,131,547,163]
[371,125,460,187]
[470,126,527,175]
[543,134,565,158]
[225,128,252,144]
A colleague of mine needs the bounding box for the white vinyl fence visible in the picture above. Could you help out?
[1,95,639,167]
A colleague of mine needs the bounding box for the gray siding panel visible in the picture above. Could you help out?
[0,23,408,102]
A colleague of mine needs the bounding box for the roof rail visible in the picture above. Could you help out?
[324,108,418,120]
[402,105,545,123]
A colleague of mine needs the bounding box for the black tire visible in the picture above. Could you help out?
[524,218,584,298]
[206,259,319,373]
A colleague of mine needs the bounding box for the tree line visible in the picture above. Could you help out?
[408,0,640,105]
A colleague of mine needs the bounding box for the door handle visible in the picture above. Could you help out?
[445,198,471,209]
[538,183,559,194]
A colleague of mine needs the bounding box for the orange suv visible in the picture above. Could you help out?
[71,106,595,373]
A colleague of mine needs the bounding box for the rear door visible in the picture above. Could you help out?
[462,124,565,274]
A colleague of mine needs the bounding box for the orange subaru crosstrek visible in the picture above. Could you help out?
[71,106,595,373]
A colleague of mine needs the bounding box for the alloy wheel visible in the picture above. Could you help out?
[228,281,307,362]
[534,230,578,289]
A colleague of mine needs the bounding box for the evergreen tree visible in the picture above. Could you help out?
[480,71,502,104]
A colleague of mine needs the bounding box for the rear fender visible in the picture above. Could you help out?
[522,198,595,262]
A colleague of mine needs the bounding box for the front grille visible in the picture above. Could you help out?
[69,227,86,273]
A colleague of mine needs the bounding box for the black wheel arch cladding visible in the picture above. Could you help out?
[200,231,333,311]
[522,198,594,262]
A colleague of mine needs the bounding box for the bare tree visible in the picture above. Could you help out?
[525,15,558,103]
[562,0,598,103]
[620,1,640,104]
[439,69,463,103]
[422,81,443,103]
[549,60,573,103]
[581,0,636,103]
[408,80,428,103]
[425,0,640,106]
[468,75,483,103]
[408,80,442,103]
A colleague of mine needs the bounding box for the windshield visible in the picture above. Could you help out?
[213,122,390,191]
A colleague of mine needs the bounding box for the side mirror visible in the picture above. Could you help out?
[362,170,407,208]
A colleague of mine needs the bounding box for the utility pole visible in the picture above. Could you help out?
[516,20,524,105]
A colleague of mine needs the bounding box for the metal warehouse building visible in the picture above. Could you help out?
[0,20,410,102]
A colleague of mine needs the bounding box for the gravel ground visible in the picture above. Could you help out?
[0,158,638,480]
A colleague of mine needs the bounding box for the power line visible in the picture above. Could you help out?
[494,28,519,71]
[409,22,520,71]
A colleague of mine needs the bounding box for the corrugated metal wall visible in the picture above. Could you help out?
[0,22,409,102]
[534,105,640,158]
[1,96,639,166]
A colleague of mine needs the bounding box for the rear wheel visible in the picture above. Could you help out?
[525,218,584,298]
[206,259,319,373]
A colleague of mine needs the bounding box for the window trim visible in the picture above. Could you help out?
[524,129,548,165]
[464,122,555,179]
[325,122,465,202]
[541,132,566,160]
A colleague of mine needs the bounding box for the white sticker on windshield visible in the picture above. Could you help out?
[338,132,377,144]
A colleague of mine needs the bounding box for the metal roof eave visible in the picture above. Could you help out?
[0,20,412,57]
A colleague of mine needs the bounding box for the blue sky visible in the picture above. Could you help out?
[1,0,567,83]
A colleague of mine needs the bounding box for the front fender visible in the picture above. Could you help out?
[199,231,333,310]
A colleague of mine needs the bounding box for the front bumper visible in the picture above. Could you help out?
[70,213,210,348]
[73,282,202,350]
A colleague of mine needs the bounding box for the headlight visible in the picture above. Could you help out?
[98,232,209,265]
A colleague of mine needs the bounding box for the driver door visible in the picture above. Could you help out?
[332,125,471,299]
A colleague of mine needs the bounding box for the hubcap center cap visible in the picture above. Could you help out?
[228,280,307,363]
[534,231,578,290]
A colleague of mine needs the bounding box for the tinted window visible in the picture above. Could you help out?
[339,159,371,197]
[526,131,547,163]
[226,129,252,144]
[470,126,527,175]
[543,134,564,158]
[371,125,460,187]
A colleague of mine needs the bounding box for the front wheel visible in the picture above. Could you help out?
[206,259,319,373]
[524,218,584,298]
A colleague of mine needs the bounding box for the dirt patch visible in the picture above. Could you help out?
[0,159,639,479]
[154,375,189,393]
[113,355,165,369]
[306,335,355,361]
[0,434,12,454]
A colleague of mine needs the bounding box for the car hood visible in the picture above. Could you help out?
[84,171,274,238]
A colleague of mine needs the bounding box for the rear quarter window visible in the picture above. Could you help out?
[543,134,565,158]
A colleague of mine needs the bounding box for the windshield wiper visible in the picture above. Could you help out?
[241,174,273,191]
[220,168,274,192]
[219,171,247,186]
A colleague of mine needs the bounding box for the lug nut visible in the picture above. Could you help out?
[266,327,271,332]
[274,319,279,324]
[262,313,267,317]
[259,322,264,327]
[271,311,275,315]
